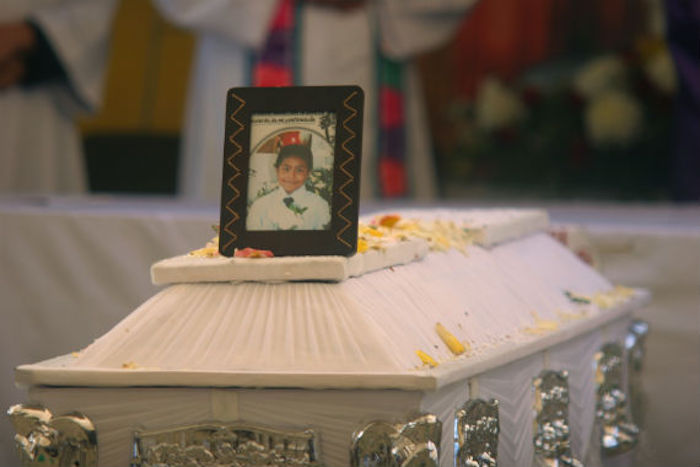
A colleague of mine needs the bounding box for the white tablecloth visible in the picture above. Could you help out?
[1,196,698,466]
[0,196,217,467]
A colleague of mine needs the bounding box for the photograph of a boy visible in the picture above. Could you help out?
[247,141,331,231]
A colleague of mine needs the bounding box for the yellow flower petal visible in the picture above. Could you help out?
[416,350,439,368]
[531,311,559,332]
[436,322,468,356]
[357,238,368,253]
[537,319,559,331]
[189,246,219,258]
[379,214,401,228]
[614,285,635,298]
[556,309,588,321]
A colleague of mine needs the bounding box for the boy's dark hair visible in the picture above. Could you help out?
[274,144,313,171]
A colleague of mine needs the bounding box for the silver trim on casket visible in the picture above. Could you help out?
[595,342,639,457]
[350,414,441,467]
[131,422,320,467]
[454,398,499,467]
[532,370,582,467]
[7,403,97,467]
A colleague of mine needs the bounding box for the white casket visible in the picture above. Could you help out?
[9,209,649,467]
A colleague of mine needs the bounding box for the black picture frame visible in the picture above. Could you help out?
[219,86,364,257]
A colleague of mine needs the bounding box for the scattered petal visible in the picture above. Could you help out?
[531,311,559,332]
[189,247,219,258]
[564,290,591,304]
[416,350,439,368]
[378,214,401,228]
[234,248,274,258]
[357,238,368,253]
[436,322,468,355]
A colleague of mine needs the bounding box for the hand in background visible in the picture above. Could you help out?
[0,22,36,89]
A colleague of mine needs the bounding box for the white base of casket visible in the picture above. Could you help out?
[19,300,643,466]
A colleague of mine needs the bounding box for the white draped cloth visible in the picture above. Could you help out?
[153,0,477,202]
[0,0,116,194]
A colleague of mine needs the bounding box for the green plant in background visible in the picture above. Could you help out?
[248,167,278,207]
[253,181,278,205]
[306,167,333,204]
[319,113,337,147]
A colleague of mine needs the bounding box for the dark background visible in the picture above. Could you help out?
[84,0,679,201]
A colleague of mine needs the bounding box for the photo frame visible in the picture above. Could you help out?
[219,86,364,257]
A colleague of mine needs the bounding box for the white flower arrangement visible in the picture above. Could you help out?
[573,55,627,100]
[475,77,526,131]
[584,90,643,147]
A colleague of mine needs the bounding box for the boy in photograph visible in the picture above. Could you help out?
[247,143,330,231]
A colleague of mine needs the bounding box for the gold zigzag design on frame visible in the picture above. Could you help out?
[336,90,359,249]
[222,92,246,251]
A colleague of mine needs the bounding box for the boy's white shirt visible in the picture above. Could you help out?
[247,185,331,231]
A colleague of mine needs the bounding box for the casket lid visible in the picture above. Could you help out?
[15,208,650,390]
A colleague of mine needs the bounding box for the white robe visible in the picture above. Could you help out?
[0,0,116,194]
[153,0,476,202]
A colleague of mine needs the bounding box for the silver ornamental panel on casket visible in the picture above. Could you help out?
[595,342,640,457]
[625,319,649,427]
[132,422,320,467]
[7,403,98,467]
[350,414,441,467]
[532,370,582,467]
[454,398,499,467]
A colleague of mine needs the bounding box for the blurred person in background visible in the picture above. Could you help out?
[153,0,477,202]
[666,0,700,201]
[0,1,116,195]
